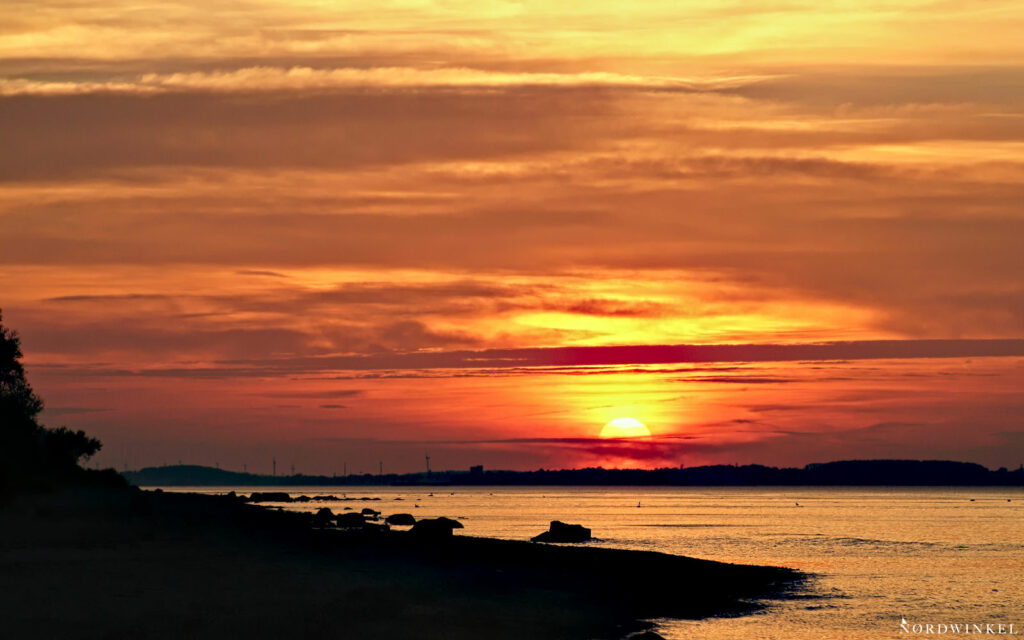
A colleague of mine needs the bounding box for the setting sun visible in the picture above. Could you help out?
[599,417,651,439]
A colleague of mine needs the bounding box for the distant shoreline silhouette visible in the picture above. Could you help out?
[125,459,1024,487]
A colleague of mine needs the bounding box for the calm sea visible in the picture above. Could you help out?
[157,486,1024,639]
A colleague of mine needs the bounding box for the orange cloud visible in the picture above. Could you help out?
[4,0,1024,472]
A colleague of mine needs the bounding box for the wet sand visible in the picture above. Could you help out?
[0,487,801,639]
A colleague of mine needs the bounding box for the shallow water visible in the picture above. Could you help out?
[158,486,1024,639]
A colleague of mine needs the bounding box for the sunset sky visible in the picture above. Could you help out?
[3,0,1024,474]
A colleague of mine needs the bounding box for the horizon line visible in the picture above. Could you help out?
[124,457,1019,476]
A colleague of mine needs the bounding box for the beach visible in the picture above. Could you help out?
[0,487,800,639]
[158,485,1024,639]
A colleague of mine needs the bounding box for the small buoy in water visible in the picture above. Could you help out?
[970,499,975,502]
[637,501,641,508]
[795,502,801,507]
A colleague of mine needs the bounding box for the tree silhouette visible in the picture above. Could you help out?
[1,310,104,495]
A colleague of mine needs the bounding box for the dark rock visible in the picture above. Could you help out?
[385,513,416,526]
[531,521,591,543]
[436,516,463,529]
[360,507,380,515]
[247,492,292,503]
[362,522,390,533]
[410,517,463,537]
[293,495,312,502]
[336,512,366,528]
[312,507,334,527]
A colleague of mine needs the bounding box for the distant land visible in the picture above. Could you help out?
[125,459,1024,487]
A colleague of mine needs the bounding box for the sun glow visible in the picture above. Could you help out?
[599,417,651,439]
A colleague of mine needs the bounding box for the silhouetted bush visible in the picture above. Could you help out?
[1,310,114,496]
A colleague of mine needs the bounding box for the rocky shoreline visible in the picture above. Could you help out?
[1,486,804,639]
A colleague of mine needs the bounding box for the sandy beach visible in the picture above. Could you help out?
[1,487,800,640]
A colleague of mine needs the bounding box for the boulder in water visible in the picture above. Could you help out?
[336,512,366,528]
[385,513,416,526]
[247,492,293,503]
[410,517,463,537]
[312,507,334,527]
[531,521,591,543]
[435,516,463,529]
